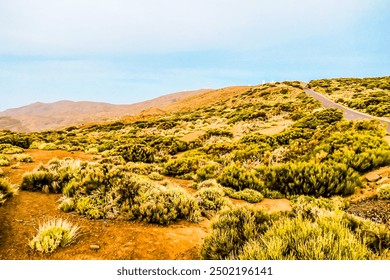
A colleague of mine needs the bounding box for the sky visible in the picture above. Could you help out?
[0,0,389,111]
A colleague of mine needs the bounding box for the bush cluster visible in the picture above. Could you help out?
[217,164,264,191]
[201,205,275,259]
[257,162,361,197]
[201,205,390,260]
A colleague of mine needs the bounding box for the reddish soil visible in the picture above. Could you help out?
[0,150,209,260]
[0,149,292,260]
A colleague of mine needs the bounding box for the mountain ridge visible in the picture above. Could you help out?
[0,89,211,132]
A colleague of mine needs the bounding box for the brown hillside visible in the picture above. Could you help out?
[164,86,251,113]
[0,89,210,132]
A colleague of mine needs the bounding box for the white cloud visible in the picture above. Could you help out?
[0,0,375,54]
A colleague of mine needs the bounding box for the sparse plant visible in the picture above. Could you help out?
[377,184,390,200]
[148,172,163,181]
[228,188,264,203]
[0,154,10,166]
[0,177,17,205]
[29,218,80,254]
[12,153,33,163]
[195,186,232,211]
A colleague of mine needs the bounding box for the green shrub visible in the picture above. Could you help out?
[218,164,264,191]
[29,218,80,253]
[257,162,361,197]
[58,197,75,212]
[291,195,349,219]
[377,184,390,200]
[196,162,221,182]
[148,172,163,181]
[342,213,390,255]
[75,197,105,219]
[200,205,275,259]
[21,171,60,193]
[163,157,201,178]
[12,154,33,163]
[0,143,24,154]
[237,214,370,260]
[131,183,201,225]
[228,189,264,203]
[0,154,10,166]
[0,177,17,205]
[116,144,155,163]
[194,179,222,190]
[195,186,232,211]
[39,143,58,150]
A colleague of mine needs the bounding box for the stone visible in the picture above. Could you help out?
[365,173,381,182]
[90,245,100,251]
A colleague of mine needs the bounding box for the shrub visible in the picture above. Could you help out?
[12,154,33,163]
[39,143,58,150]
[237,214,370,260]
[377,184,390,200]
[195,186,232,211]
[29,218,80,253]
[194,179,222,190]
[200,205,275,259]
[20,171,60,193]
[228,189,264,203]
[131,183,201,225]
[0,177,17,205]
[342,213,390,255]
[217,164,264,191]
[196,162,221,182]
[291,195,349,219]
[257,162,361,197]
[75,197,105,219]
[0,143,24,154]
[148,172,163,181]
[0,154,10,166]
[116,144,155,163]
[163,157,201,178]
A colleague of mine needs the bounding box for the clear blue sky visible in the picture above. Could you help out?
[0,0,389,111]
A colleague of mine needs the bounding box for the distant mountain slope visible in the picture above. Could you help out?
[0,89,211,132]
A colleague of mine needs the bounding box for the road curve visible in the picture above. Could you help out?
[304,87,390,133]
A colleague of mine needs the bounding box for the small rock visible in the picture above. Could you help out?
[377,177,389,185]
[90,245,100,251]
[365,173,381,182]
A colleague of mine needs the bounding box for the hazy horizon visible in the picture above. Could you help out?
[1,0,389,111]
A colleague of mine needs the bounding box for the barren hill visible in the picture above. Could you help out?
[0,89,210,132]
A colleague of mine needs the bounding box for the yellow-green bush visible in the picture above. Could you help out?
[12,153,33,163]
[237,214,370,260]
[0,154,10,166]
[228,188,264,203]
[0,143,24,154]
[218,164,264,191]
[29,218,80,254]
[201,205,276,259]
[0,177,17,205]
[195,186,232,211]
[377,184,390,200]
[257,162,361,197]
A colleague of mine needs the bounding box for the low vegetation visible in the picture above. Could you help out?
[0,177,17,205]
[1,80,390,259]
[29,218,80,254]
[308,77,390,117]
